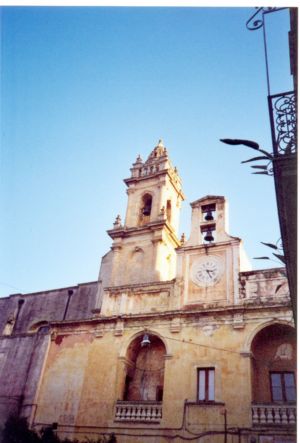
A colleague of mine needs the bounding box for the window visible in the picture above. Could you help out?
[166,200,172,223]
[198,368,215,402]
[270,372,296,402]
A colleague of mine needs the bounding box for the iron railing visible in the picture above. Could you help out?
[268,91,297,156]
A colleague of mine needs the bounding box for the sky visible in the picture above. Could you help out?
[0,6,293,297]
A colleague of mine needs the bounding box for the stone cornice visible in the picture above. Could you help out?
[124,169,185,201]
[107,220,181,247]
[47,300,292,330]
[176,238,241,252]
[104,279,175,292]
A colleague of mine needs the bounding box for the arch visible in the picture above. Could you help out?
[141,193,152,215]
[29,320,50,333]
[243,319,294,353]
[119,329,171,359]
[139,192,153,225]
[121,331,167,402]
[249,321,296,404]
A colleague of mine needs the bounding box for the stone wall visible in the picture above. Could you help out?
[0,281,100,429]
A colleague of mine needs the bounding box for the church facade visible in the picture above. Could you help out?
[0,141,296,443]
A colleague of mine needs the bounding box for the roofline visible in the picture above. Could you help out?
[2,280,100,299]
[190,195,225,207]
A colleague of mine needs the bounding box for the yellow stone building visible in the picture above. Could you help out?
[0,141,296,443]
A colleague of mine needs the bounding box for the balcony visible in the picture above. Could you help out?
[252,404,296,426]
[115,401,162,422]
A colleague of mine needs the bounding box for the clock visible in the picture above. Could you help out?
[191,255,224,287]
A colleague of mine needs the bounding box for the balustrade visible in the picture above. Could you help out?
[115,401,162,422]
[252,404,296,426]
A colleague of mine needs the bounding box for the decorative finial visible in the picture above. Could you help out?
[113,215,122,229]
[135,154,143,163]
[158,206,166,220]
[157,139,164,147]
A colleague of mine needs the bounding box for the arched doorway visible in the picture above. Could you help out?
[123,333,166,402]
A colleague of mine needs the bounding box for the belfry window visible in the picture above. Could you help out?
[140,194,152,225]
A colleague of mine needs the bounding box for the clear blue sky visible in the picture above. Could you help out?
[0,7,292,297]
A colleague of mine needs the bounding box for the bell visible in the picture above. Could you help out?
[143,205,151,216]
[141,333,151,347]
[204,231,214,242]
[205,211,214,221]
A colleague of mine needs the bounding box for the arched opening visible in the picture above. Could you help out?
[123,334,166,401]
[166,200,172,223]
[29,321,50,334]
[139,194,152,225]
[251,323,296,404]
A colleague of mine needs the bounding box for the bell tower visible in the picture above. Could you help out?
[176,195,251,307]
[107,140,185,286]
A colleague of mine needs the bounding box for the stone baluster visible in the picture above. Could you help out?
[252,407,259,424]
[136,406,141,420]
[288,407,296,424]
[125,407,131,420]
[146,406,152,420]
[281,407,288,424]
[260,407,267,424]
[131,407,136,420]
[266,406,274,423]
[151,407,155,420]
[120,407,124,420]
[140,407,146,421]
[273,406,281,424]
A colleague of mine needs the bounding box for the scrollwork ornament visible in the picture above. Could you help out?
[246,7,283,31]
[273,93,297,155]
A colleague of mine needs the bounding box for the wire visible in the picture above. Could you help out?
[0,281,23,292]
[161,334,241,355]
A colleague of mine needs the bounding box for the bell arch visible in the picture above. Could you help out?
[119,329,171,359]
[139,192,153,225]
[120,332,168,402]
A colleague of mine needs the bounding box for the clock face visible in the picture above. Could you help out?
[191,256,223,287]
